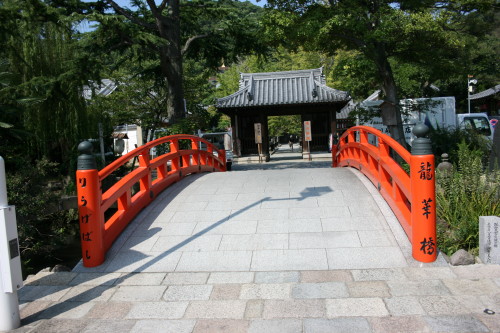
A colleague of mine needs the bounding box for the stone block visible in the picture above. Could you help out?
[125,301,188,319]
[442,278,499,296]
[163,285,213,301]
[60,285,116,302]
[383,296,425,315]
[304,318,371,333]
[210,284,241,300]
[248,319,302,333]
[130,319,196,333]
[219,234,289,250]
[418,296,470,315]
[368,316,428,333]
[326,298,389,317]
[114,273,166,286]
[387,280,450,296]
[86,301,132,319]
[402,267,457,280]
[81,319,136,332]
[207,272,254,284]
[37,301,95,319]
[176,251,252,272]
[300,270,353,283]
[111,286,167,302]
[251,249,329,271]
[18,285,70,302]
[245,300,264,318]
[327,247,407,269]
[262,299,325,318]
[292,282,349,299]
[352,268,406,281]
[255,271,300,284]
[27,319,88,333]
[347,281,390,298]
[240,283,291,299]
[184,300,246,319]
[24,272,76,286]
[424,315,489,332]
[163,272,209,285]
[193,319,249,333]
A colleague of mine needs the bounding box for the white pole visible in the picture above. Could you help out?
[0,156,21,331]
[0,157,7,207]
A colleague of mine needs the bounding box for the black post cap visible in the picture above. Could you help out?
[77,141,97,170]
[411,123,433,155]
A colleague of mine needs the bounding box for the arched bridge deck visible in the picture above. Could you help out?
[73,162,435,274]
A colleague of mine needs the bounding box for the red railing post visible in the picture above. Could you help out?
[169,139,180,174]
[331,133,338,167]
[219,149,226,171]
[138,150,152,193]
[410,123,437,262]
[76,141,105,267]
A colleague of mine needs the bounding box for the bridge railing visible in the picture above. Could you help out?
[76,134,226,267]
[332,124,436,263]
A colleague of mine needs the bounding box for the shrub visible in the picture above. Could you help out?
[436,141,500,255]
[6,158,80,276]
[428,127,490,165]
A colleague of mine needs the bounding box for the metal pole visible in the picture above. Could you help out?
[467,78,471,114]
[0,156,21,331]
[98,123,105,164]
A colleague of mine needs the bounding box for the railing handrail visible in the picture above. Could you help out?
[76,134,226,267]
[99,134,217,179]
[333,125,436,263]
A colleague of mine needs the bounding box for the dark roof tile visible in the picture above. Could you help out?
[216,68,350,108]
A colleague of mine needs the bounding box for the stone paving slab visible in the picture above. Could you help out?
[10,160,500,332]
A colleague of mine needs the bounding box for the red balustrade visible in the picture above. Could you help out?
[333,126,436,263]
[76,135,226,267]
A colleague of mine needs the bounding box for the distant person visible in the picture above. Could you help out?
[289,135,293,152]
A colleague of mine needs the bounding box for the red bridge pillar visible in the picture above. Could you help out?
[76,141,105,267]
[410,124,437,262]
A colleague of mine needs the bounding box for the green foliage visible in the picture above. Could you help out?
[215,47,330,99]
[264,0,498,114]
[268,115,302,137]
[0,0,102,170]
[428,127,491,165]
[6,158,80,276]
[436,141,500,255]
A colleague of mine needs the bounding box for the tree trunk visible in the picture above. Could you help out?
[374,44,408,150]
[156,1,185,123]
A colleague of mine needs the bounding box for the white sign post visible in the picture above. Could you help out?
[304,121,312,161]
[0,156,22,331]
[479,216,500,264]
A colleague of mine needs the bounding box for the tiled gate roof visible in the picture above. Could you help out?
[216,68,350,109]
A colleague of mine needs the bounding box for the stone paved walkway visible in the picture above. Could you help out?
[9,150,500,333]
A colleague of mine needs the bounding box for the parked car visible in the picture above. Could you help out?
[199,132,234,171]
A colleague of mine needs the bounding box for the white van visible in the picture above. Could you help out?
[359,97,494,146]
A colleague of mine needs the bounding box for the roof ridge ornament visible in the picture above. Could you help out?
[309,71,317,98]
[247,75,254,101]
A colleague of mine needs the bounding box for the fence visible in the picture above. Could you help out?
[332,124,436,263]
[76,134,226,267]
